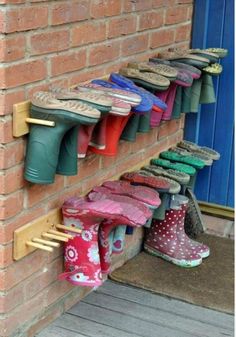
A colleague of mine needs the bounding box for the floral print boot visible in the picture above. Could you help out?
[144,207,202,268]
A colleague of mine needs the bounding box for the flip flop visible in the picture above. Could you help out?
[177,140,220,160]
[160,151,205,169]
[141,165,190,185]
[150,158,196,176]
[169,147,213,166]
[128,61,178,81]
[120,171,171,193]
[119,67,170,91]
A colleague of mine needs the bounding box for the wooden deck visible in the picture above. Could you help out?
[36,280,234,337]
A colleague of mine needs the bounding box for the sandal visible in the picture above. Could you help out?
[119,67,170,91]
[127,61,178,81]
[177,140,220,160]
[150,158,196,176]
[160,150,205,170]
[141,165,190,185]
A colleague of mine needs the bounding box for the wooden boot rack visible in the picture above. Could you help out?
[14,208,81,260]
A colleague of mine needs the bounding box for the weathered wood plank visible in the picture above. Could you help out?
[68,301,199,337]
[82,291,232,337]
[36,325,87,337]
[53,313,139,337]
[98,281,233,329]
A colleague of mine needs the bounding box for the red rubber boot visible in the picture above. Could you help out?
[144,206,202,268]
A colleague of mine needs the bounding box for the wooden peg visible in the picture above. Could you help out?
[48,229,73,239]
[26,241,54,252]
[42,232,68,242]
[26,118,55,127]
[55,224,82,234]
[32,238,60,247]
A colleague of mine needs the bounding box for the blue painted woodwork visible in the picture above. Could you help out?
[184,0,234,207]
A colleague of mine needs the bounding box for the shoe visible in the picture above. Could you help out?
[144,207,202,268]
[24,92,100,184]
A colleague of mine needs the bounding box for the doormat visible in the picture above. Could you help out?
[109,235,234,314]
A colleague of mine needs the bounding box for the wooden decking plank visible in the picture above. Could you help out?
[97,281,233,329]
[53,313,140,337]
[68,301,199,337]
[36,325,88,337]
[82,291,232,337]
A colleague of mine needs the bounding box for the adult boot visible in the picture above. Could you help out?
[24,92,100,184]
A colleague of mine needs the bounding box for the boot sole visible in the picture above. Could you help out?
[144,244,202,268]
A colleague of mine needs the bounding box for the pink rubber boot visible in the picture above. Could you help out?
[144,206,202,268]
[88,190,151,274]
[58,196,129,287]
[77,124,96,158]
[175,195,210,258]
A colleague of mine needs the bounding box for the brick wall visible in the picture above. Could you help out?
[0,0,193,336]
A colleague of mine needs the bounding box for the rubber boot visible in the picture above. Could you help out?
[181,86,192,113]
[150,106,164,127]
[121,113,140,142]
[77,124,96,158]
[112,225,127,254]
[173,195,210,258]
[88,191,150,274]
[190,78,203,112]
[171,86,182,119]
[138,111,151,133]
[144,207,202,268]
[90,113,132,156]
[24,106,99,184]
[199,74,216,104]
[161,82,178,120]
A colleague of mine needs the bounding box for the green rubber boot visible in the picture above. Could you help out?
[160,151,205,170]
[138,111,151,133]
[121,114,140,142]
[24,92,100,184]
[171,86,182,119]
[199,74,216,104]
[181,86,192,113]
[190,78,203,112]
[150,158,196,176]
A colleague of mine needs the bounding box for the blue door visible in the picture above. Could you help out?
[184,0,234,207]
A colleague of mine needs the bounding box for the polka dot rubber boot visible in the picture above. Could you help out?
[144,208,202,268]
[177,203,210,259]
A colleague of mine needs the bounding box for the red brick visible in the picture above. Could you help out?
[51,1,89,25]
[177,0,193,3]
[0,0,25,3]
[138,10,164,31]
[121,33,149,56]
[0,205,46,244]
[50,50,87,76]
[0,165,24,194]
[187,5,194,20]
[1,6,48,33]
[0,250,47,291]
[158,119,181,139]
[63,287,91,311]
[89,41,121,66]
[45,280,73,307]
[151,28,175,49]
[90,0,122,18]
[71,22,106,47]
[0,190,24,220]
[68,67,105,87]
[175,23,192,42]
[26,175,65,208]
[0,117,14,144]
[30,30,70,55]
[0,90,25,116]
[108,16,137,38]
[0,282,24,314]
[152,0,165,8]
[123,0,152,12]
[0,35,25,62]
[0,141,24,169]
[26,83,50,99]
[0,60,47,89]
[165,6,189,25]
[0,243,13,268]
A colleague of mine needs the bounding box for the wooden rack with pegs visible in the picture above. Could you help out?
[14,208,82,260]
[13,101,55,138]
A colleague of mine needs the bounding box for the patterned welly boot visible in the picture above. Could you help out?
[174,195,210,258]
[144,206,202,268]
[58,196,129,287]
[112,225,127,254]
